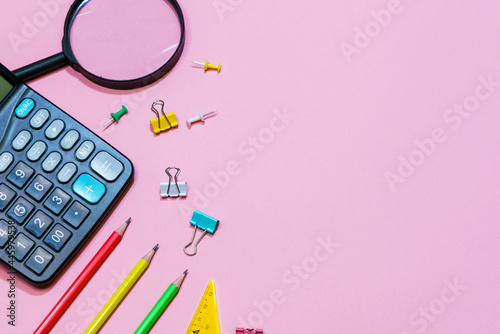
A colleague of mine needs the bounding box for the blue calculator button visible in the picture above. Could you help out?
[15,98,35,118]
[72,174,106,204]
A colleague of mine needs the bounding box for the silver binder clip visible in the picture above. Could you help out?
[160,167,187,197]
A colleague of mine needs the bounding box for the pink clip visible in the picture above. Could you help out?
[236,328,263,334]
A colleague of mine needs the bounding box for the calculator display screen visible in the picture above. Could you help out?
[0,74,13,104]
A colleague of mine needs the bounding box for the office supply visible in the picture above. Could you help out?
[187,111,218,127]
[192,60,222,73]
[103,106,129,128]
[185,279,220,334]
[160,167,187,198]
[0,63,133,285]
[12,0,186,89]
[236,329,263,334]
[83,244,159,334]
[184,210,219,256]
[134,269,188,334]
[150,100,179,134]
[34,218,131,334]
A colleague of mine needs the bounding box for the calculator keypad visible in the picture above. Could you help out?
[45,119,65,139]
[0,152,14,173]
[44,188,71,215]
[42,152,62,173]
[0,220,15,248]
[25,247,53,274]
[12,131,32,151]
[25,211,53,238]
[26,175,53,202]
[60,130,80,151]
[44,224,72,252]
[57,163,77,183]
[10,233,35,261]
[30,109,50,129]
[63,201,90,228]
[7,162,34,188]
[0,87,133,285]
[27,141,47,162]
[7,197,34,224]
[0,184,16,211]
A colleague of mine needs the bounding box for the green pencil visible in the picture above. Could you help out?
[134,269,188,334]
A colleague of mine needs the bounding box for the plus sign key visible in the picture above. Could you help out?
[72,174,106,204]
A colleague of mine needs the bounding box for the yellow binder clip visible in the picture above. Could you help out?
[150,100,178,134]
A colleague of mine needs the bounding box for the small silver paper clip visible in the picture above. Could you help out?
[160,167,187,197]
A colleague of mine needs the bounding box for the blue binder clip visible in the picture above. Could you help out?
[184,210,219,256]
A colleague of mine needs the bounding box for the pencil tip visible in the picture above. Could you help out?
[183,269,188,274]
[125,217,131,224]
[153,243,159,251]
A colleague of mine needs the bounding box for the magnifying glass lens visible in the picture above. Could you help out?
[70,0,181,81]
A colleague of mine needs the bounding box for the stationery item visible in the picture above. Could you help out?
[103,106,128,128]
[12,0,186,89]
[0,63,134,286]
[192,60,222,73]
[184,210,219,256]
[83,244,159,334]
[33,218,131,334]
[187,111,218,127]
[160,167,187,198]
[236,329,263,334]
[150,100,179,134]
[185,279,220,334]
[134,269,188,334]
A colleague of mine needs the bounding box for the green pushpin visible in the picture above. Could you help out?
[103,106,128,128]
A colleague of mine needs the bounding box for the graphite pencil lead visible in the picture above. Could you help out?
[115,218,132,236]
[183,269,188,274]
[142,244,160,262]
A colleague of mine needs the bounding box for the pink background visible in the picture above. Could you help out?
[1,0,500,333]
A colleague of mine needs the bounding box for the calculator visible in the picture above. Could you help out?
[0,62,133,286]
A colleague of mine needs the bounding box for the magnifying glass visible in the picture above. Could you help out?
[13,0,185,90]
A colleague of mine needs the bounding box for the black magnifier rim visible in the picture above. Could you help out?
[62,0,185,90]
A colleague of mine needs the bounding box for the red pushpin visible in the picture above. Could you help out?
[192,60,221,73]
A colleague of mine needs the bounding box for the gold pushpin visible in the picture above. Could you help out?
[192,60,221,73]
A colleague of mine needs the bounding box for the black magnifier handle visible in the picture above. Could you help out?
[13,52,68,83]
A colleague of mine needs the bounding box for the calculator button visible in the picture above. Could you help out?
[42,152,62,173]
[44,224,72,252]
[0,152,14,173]
[57,163,77,183]
[72,174,106,204]
[12,130,32,151]
[45,119,65,139]
[75,140,95,161]
[0,184,16,211]
[30,108,50,129]
[0,220,15,248]
[9,233,34,261]
[60,130,80,150]
[7,197,34,224]
[15,98,35,118]
[44,188,71,215]
[26,247,53,275]
[90,151,123,182]
[26,175,53,202]
[7,162,34,188]
[27,141,47,162]
[25,211,53,238]
[63,201,90,228]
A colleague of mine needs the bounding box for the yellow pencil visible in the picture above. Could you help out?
[83,244,159,334]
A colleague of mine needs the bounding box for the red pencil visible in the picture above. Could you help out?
[33,218,131,334]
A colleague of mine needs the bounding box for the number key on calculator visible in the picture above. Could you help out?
[0,62,133,286]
